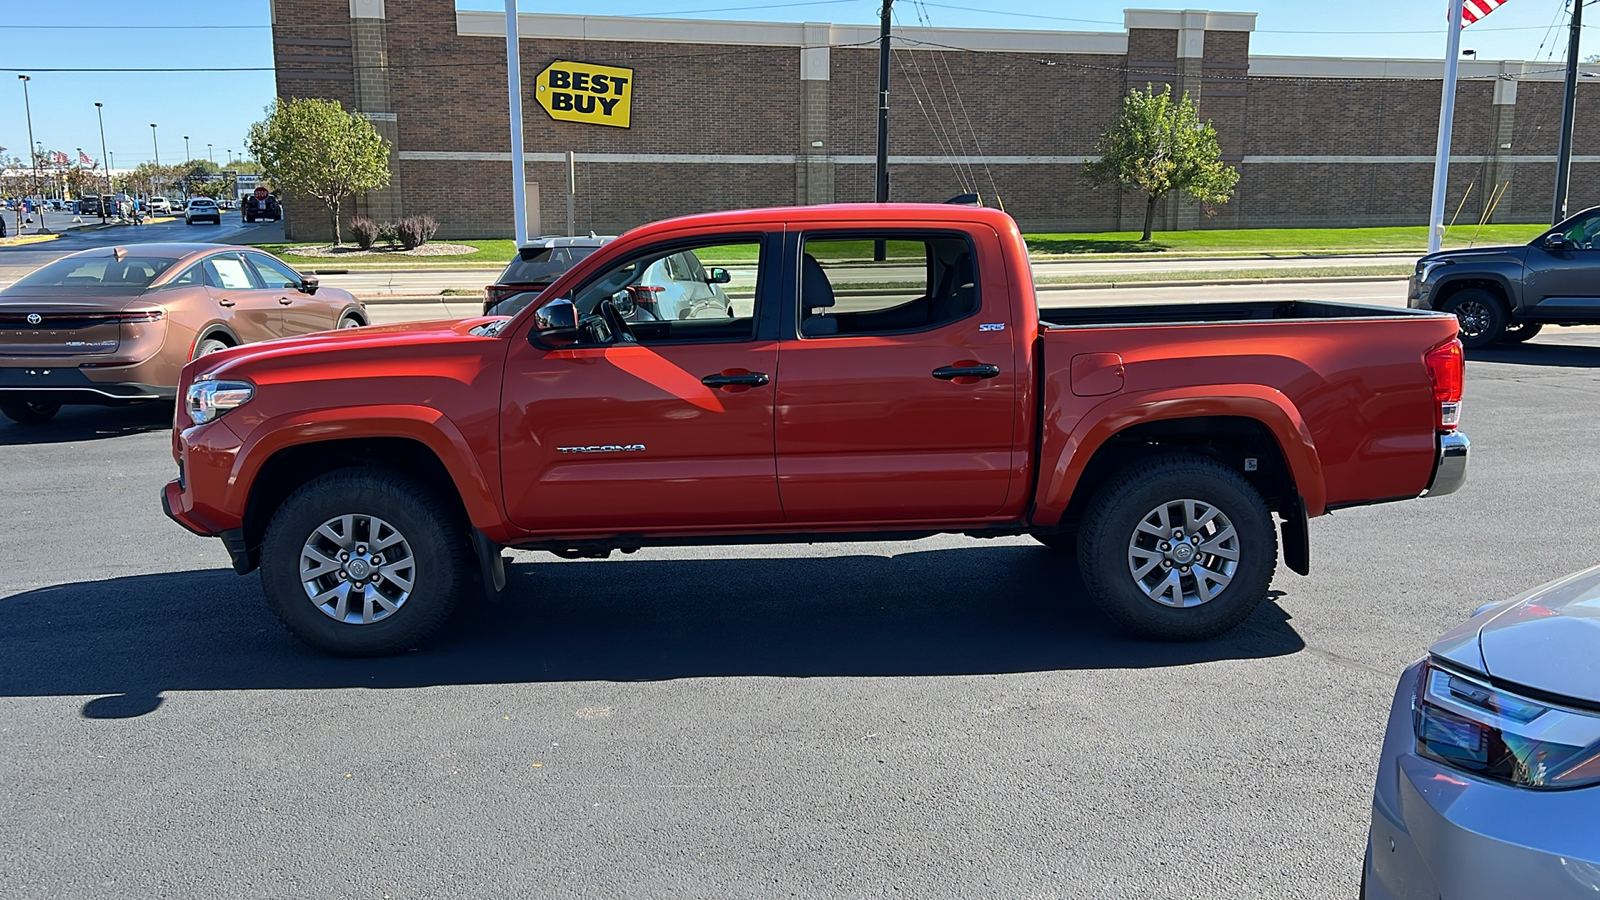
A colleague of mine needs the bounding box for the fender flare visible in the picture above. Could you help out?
[229,404,502,532]
[1434,270,1522,311]
[1033,384,1326,525]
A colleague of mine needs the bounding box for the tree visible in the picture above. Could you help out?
[247,98,390,245]
[1083,85,1239,242]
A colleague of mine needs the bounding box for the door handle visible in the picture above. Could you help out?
[701,372,770,389]
[217,297,235,307]
[278,296,293,305]
[932,364,1000,380]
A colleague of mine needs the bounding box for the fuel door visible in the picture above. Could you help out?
[1070,352,1124,397]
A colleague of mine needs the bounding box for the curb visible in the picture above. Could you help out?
[1041,274,1411,291]
[0,233,61,246]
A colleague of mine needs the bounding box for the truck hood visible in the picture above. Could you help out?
[194,316,506,378]
[1416,244,1528,267]
[1429,564,1600,705]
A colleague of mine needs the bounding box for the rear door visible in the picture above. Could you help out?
[202,251,280,342]
[773,229,1019,522]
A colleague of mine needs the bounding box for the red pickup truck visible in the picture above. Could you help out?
[163,204,1469,656]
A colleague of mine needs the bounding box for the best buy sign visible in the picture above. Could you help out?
[536,60,633,128]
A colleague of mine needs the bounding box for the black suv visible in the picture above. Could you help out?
[242,193,281,223]
[1410,205,1600,348]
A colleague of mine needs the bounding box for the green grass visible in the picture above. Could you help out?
[1035,264,1413,285]
[1024,224,1548,256]
[254,239,519,269]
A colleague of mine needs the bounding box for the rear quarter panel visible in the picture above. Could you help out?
[1034,312,1460,523]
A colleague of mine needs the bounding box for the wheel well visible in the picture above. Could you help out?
[339,310,367,326]
[1434,278,1510,313]
[197,326,237,347]
[1055,416,1296,531]
[240,437,469,571]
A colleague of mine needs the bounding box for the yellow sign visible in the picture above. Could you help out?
[535,60,634,128]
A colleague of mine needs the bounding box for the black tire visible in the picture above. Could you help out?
[259,468,466,656]
[192,337,231,358]
[1498,321,1543,344]
[1077,453,1277,641]
[1032,533,1077,554]
[1442,288,1507,349]
[0,399,62,424]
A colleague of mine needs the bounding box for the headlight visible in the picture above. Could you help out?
[185,378,254,425]
[1417,259,1451,281]
[1414,660,1600,789]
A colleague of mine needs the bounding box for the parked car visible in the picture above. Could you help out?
[483,236,615,315]
[147,196,172,216]
[1409,204,1600,348]
[0,244,366,424]
[185,197,221,225]
[1363,564,1600,899]
[242,193,281,223]
[163,203,1470,656]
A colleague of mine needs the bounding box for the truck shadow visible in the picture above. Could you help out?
[0,546,1304,719]
[0,401,173,446]
[1469,337,1600,368]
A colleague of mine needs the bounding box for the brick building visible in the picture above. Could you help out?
[269,0,1600,240]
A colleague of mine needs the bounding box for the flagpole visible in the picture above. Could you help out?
[1427,0,1465,254]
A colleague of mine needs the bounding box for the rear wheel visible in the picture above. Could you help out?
[192,337,230,358]
[1442,288,1507,349]
[0,399,62,424]
[1078,454,1276,641]
[260,468,466,656]
[1498,321,1543,344]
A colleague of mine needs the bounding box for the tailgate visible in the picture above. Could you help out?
[0,307,127,357]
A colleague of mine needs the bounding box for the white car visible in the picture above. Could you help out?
[147,197,172,216]
[184,198,221,226]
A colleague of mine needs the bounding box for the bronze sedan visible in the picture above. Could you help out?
[0,243,365,424]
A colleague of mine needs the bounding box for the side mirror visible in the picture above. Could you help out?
[609,289,636,317]
[530,297,578,348]
[299,274,319,295]
[1543,233,1567,251]
[708,267,732,284]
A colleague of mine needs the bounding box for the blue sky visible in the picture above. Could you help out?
[0,0,1588,171]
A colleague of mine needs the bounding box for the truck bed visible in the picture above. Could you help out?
[1040,300,1444,329]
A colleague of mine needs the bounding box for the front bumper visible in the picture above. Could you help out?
[1365,663,1600,900]
[1423,432,1469,498]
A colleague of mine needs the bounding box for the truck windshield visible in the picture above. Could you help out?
[8,256,177,295]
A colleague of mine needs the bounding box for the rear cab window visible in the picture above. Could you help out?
[9,256,177,295]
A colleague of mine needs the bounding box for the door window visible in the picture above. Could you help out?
[570,240,759,341]
[203,254,258,290]
[798,235,980,337]
[245,252,303,289]
[1559,212,1600,250]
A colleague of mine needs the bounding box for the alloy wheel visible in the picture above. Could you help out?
[299,513,416,625]
[1126,498,1241,608]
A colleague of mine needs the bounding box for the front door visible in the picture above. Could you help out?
[244,251,333,335]
[774,231,1018,523]
[202,251,280,343]
[1524,208,1600,320]
[500,234,783,533]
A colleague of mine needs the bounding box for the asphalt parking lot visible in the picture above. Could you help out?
[2,330,1597,899]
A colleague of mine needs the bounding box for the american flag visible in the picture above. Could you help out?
[1461,0,1510,27]
[79,151,92,165]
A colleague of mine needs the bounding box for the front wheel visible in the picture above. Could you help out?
[259,468,467,656]
[0,399,62,424]
[1443,289,1507,349]
[1078,454,1277,641]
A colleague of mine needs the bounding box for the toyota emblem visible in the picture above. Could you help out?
[26,313,42,326]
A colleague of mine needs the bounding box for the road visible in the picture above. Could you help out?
[2,324,1597,898]
[0,213,273,287]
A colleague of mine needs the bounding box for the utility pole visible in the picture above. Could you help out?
[1551,0,1583,225]
[874,0,893,260]
[1426,1,1464,255]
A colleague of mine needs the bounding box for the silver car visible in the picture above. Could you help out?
[1364,565,1600,899]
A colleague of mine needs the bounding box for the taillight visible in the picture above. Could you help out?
[1425,338,1464,431]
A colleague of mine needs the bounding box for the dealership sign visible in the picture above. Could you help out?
[535,60,633,128]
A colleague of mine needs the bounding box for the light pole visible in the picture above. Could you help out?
[95,103,110,222]
[149,123,160,200]
[207,143,214,165]
[19,75,46,233]
[182,135,191,196]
